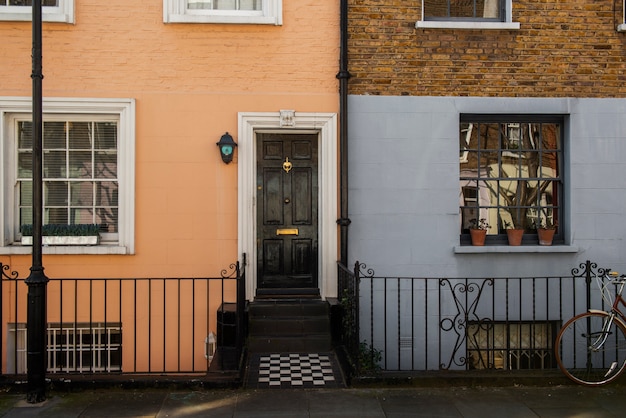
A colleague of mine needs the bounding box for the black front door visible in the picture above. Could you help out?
[256,133,318,291]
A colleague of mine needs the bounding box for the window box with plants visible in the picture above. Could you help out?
[20,224,101,246]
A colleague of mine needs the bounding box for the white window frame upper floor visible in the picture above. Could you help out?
[0,1,74,24]
[0,97,135,255]
[163,0,282,25]
[416,0,520,30]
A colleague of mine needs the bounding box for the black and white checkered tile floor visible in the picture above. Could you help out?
[246,352,345,388]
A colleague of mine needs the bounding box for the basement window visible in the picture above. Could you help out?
[7,322,122,374]
[467,321,558,370]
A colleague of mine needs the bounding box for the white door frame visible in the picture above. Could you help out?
[238,112,338,301]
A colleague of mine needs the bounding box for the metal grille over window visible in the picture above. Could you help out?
[459,115,563,245]
[17,120,119,237]
[8,323,122,374]
[467,322,558,370]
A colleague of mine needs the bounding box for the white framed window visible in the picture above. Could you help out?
[459,114,563,246]
[0,0,74,24]
[0,97,135,255]
[618,0,626,32]
[163,0,282,25]
[416,0,519,30]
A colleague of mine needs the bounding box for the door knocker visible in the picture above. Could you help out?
[282,157,293,173]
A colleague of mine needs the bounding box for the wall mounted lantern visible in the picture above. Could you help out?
[216,132,237,164]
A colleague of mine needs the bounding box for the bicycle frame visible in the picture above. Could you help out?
[588,279,626,350]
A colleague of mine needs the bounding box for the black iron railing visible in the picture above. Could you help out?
[338,260,607,373]
[0,256,246,376]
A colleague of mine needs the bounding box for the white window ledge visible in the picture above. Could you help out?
[618,23,626,32]
[454,245,579,254]
[416,21,520,30]
[0,245,130,255]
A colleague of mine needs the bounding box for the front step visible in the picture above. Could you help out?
[247,299,331,353]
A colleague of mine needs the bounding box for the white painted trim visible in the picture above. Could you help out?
[238,112,338,301]
[0,96,135,255]
[0,1,74,24]
[163,0,282,25]
[416,21,520,30]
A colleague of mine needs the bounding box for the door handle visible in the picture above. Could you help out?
[276,228,299,236]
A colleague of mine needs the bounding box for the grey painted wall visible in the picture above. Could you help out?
[348,96,626,278]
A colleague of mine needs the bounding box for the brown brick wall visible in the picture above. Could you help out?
[348,0,626,97]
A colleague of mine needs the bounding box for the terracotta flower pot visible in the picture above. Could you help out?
[470,229,487,246]
[506,229,524,246]
[538,228,555,246]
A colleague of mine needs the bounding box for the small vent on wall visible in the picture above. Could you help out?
[400,337,413,350]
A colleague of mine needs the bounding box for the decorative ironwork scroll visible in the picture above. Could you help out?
[439,278,493,370]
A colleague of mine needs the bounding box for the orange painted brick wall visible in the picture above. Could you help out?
[348,0,626,97]
[0,1,339,279]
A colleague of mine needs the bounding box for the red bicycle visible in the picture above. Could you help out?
[555,271,626,385]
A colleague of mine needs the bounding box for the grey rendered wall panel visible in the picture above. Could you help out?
[348,96,626,278]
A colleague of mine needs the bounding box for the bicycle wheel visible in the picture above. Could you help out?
[555,311,626,386]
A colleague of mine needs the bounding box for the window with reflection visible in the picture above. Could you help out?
[423,0,503,21]
[459,115,563,245]
[17,119,118,240]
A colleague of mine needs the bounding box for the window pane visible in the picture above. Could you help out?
[43,150,66,178]
[69,151,92,178]
[45,207,68,225]
[95,182,118,206]
[43,122,66,149]
[18,151,32,179]
[71,208,94,225]
[97,207,118,233]
[95,152,117,178]
[18,121,32,149]
[45,181,68,206]
[94,122,116,149]
[68,122,92,150]
[70,182,94,206]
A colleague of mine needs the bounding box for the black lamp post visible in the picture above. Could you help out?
[216,132,237,164]
[25,0,49,404]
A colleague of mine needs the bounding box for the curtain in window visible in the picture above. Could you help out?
[483,0,498,18]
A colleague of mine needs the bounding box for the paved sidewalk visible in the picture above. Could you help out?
[1,385,626,417]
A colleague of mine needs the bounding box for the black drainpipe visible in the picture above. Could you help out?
[336,0,351,265]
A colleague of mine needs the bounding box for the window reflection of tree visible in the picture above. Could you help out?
[460,120,560,234]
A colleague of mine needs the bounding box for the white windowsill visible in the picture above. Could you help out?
[454,245,579,254]
[618,23,626,32]
[416,21,520,30]
[0,245,129,255]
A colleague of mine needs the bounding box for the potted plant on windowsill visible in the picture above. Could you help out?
[469,218,490,246]
[504,221,524,246]
[533,220,557,246]
[21,224,101,246]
